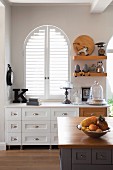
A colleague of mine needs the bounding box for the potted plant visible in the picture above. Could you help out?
[108,98,113,116]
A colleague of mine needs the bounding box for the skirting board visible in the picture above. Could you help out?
[0,142,6,150]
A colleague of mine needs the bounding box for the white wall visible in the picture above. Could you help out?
[11,5,113,101]
[0,0,11,142]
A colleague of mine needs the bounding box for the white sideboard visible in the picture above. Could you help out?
[5,103,79,148]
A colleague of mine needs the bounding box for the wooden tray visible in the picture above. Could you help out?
[73,35,95,56]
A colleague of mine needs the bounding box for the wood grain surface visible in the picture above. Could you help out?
[0,149,60,170]
[73,35,95,55]
[57,117,113,148]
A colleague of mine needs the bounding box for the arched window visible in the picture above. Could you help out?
[24,25,71,99]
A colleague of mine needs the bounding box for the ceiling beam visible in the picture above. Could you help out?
[91,0,113,13]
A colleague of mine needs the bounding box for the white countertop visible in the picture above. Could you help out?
[5,102,110,108]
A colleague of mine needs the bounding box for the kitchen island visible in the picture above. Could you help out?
[57,117,113,170]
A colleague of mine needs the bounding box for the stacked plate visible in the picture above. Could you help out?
[87,98,107,105]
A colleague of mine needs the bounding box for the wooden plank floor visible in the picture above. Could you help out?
[0,149,60,170]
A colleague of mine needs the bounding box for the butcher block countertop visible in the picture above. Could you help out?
[57,117,113,149]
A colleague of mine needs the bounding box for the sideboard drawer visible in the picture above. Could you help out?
[6,133,21,145]
[51,108,79,120]
[72,149,91,164]
[7,121,21,133]
[22,108,50,120]
[5,108,21,120]
[22,120,50,133]
[92,149,111,164]
[22,133,50,145]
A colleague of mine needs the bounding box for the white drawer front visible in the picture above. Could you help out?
[51,133,58,145]
[51,108,79,120]
[22,108,50,120]
[51,121,57,132]
[5,108,21,120]
[22,120,50,133]
[22,133,50,145]
[6,133,21,145]
[7,121,21,133]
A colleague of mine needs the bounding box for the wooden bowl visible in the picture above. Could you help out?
[82,129,110,138]
[77,125,110,138]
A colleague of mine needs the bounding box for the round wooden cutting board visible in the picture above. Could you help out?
[73,35,95,55]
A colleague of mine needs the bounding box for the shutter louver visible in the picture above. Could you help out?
[49,28,68,95]
[25,29,45,96]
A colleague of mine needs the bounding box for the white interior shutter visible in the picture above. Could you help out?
[25,25,70,99]
[25,28,45,96]
[49,28,69,96]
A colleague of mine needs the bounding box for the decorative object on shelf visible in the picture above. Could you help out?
[74,64,80,77]
[89,64,96,72]
[96,61,104,73]
[27,98,41,106]
[95,42,106,56]
[74,64,80,73]
[6,64,14,86]
[81,87,90,101]
[13,89,28,103]
[73,35,95,56]
[73,89,81,104]
[87,81,107,105]
[77,46,89,56]
[83,64,89,73]
[60,81,73,104]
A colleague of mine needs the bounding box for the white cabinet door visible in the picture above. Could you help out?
[6,133,21,145]
[22,108,50,120]
[5,108,21,120]
[6,121,21,133]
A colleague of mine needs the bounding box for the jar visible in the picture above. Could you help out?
[89,81,103,100]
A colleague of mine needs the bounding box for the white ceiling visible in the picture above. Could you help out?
[5,0,113,13]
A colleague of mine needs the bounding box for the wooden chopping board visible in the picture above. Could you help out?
[73,35,95,55]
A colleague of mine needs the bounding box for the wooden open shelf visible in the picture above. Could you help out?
[73,72,107,77]
[73,55,107,60]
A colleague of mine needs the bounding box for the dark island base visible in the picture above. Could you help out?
[60,148,113,170]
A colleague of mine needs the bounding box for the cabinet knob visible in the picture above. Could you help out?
[34,125,39,128]
[62,113,68,116]
[11,113,17,116]
[11,137,17,141]
[91,113,94,116]
[34,138,39,141]
[33,113,39,116]
[11,124,17,128]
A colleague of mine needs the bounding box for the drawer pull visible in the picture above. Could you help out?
[34,138,39,141]
[11,113,17,116]
[33,113,39,116]
[34,125,39,128]
[91,113,94,116]
[11,137,17,141]
[11,125,17,128]
[62,113,68,116]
